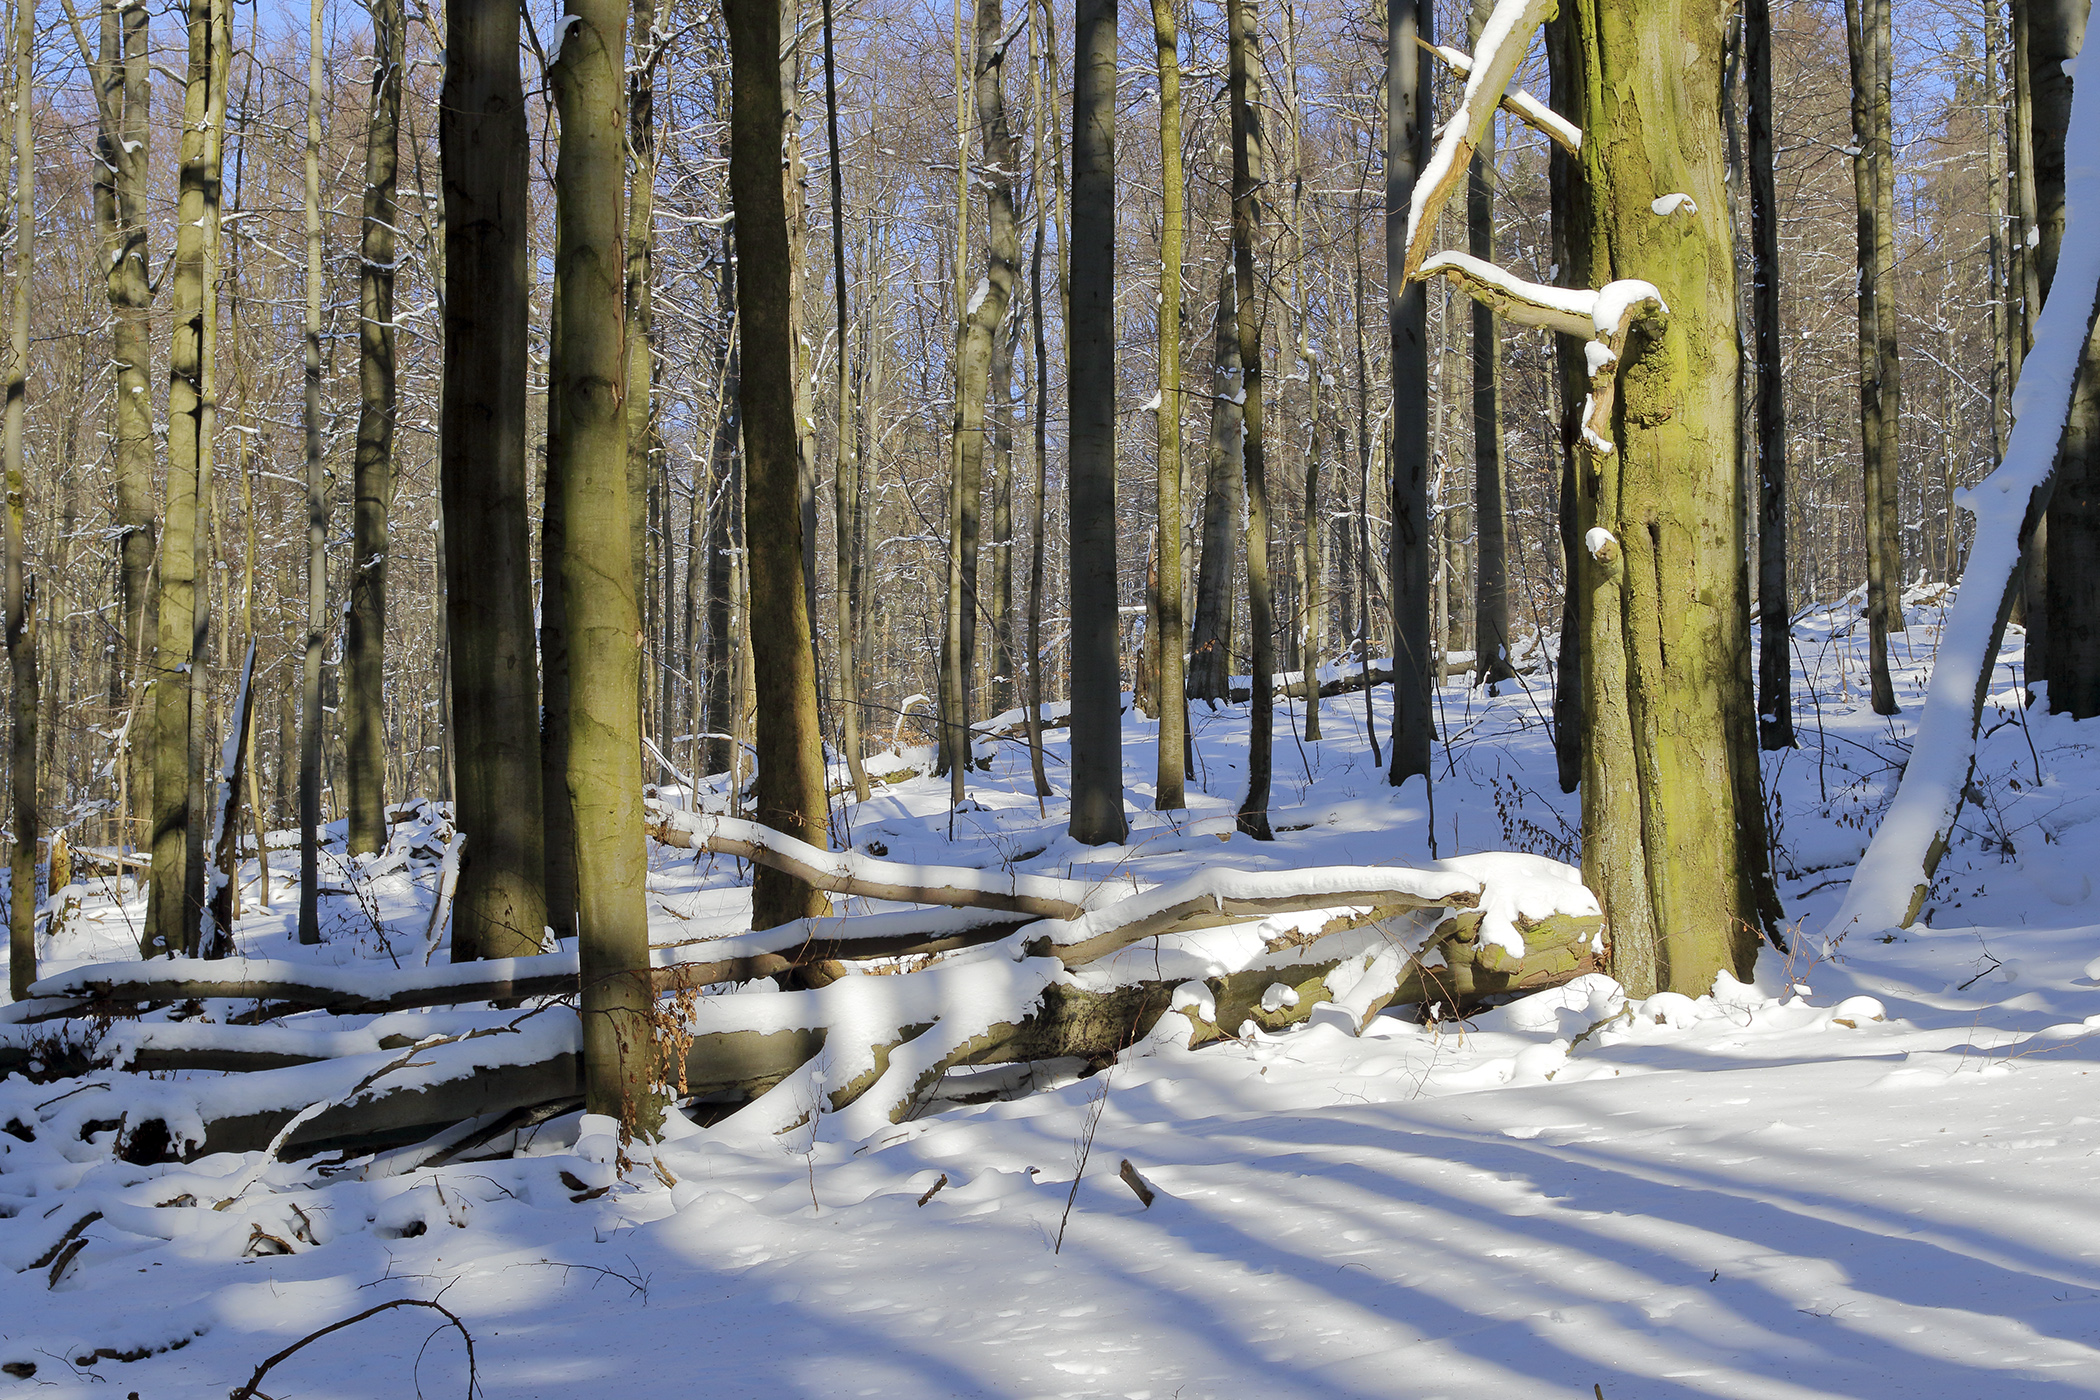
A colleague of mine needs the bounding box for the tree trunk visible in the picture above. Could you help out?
[1229,0,1274,841]
[1386,0,1433,787]
[1187,263,1242,706]
[4,0,33,997]
[1066,0,1126,846]
[297,0,326,946]
[726,0,836,924]
[1846,0,1901,716]
[540,281,579,940]
[87,0,154,855]
[1024,0,1052,802]
[820,0,869,802]
[1547,2,1587,794]
[344,0,403,857]
[1569,0,1779,997]
[1153,0,1185,808]
[550,0,657,1134]
[145,0,221,960]
[1748,0,1793,748]
[2035,0,2100,716]
[440,0,547,961]
[628,0,662,745]
[1467,0,1513,694]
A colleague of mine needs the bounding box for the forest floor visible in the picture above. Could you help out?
[5,590,2100,1398]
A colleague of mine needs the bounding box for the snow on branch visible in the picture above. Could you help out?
[1401,0,1558,285]
[1416,37,1580,155]
[1819,68,2100,945]
[1419,251,1597,337]
[1578,281,1669,458]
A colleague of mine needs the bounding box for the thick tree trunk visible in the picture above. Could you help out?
[1386,0,1433,787]
[1187,264,1242,706]
[2036,0,2100,716]
[440,0,547,961]
[297,0,326,946]
[540,282,579,939]
[3,0,32,995]
[1569,0,1779,996]
[550,0,657,1133]
[726,0,835,924]
[1153,0,1185,808]
[1748,0,1794,748]
[345,0,403,857]
[85,0,155,852]
[1067,0,1126,845]
[145,0,221,960]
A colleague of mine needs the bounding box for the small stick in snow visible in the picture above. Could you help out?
[1117,1159,1156,1209]
[916,1173,949,1207]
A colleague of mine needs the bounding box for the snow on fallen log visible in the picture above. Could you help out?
[1821,69,2100,943]
[645,803,1098,919]
[1019,863,1485,967]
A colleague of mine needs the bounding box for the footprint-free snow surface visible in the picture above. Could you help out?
[6,594,2100,1398]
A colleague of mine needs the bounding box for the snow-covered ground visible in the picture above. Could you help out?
[5,591,2100,1398]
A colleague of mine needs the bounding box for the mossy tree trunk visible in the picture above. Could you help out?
[1569,0,1780,997]
[440,0,547,961]
[551,0,658,1134]
[726,0,835,923]
[345,0,403,857]
[145,0,222,960]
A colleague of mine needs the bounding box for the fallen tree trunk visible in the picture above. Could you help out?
[646,805,1096,919]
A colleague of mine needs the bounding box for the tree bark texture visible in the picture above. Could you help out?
[1467,0,1513,693]
[1387,0,1433,786]
[1187,263,1242,706]
[1568,0,1780,997]
[726,0,836,924]
[1153,0,1186,806]
[1747,0,1794,748]
[3,0,32,994]
[297,0,326,945]
[1229,0,1274,841]
[440,0,547,961]
[1066,0,1126,845]
[345,0,403,856]
[2036,0,2100,716]
[552,0,658,1135]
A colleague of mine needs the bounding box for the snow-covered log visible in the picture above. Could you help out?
[1022,864,1484,967]
[1820,70,2100,942]
[645,805,1096,919]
